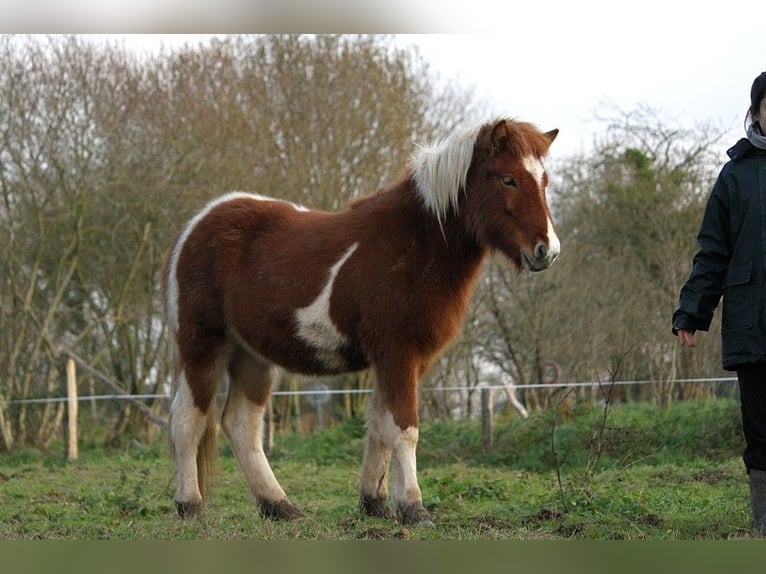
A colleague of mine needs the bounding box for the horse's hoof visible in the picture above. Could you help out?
[360,493,396,520]
[398,503,435,527]
[175,500,202,519]
[259,498,304,521]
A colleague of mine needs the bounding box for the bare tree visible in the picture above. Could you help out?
[0,34,479,450]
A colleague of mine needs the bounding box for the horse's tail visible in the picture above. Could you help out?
[196,408,218,499]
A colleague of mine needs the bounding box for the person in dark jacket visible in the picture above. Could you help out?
[673,71,766,535]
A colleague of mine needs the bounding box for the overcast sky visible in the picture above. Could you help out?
[5,0,764,160]
[396,31,764,159]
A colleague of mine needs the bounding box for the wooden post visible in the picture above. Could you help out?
[480,383,493,451]
[66,358,78,461]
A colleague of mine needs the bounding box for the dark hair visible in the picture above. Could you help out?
[748,71,766,125]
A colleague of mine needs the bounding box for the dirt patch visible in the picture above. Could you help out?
[690,469,732,485]
[355,527,389,540]
[520,507,565,531]
[471,513,511,530]
[636,513,664,527]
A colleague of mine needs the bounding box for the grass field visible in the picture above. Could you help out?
[0,397,759,540]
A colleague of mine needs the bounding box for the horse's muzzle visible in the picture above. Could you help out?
[523,242,559,272]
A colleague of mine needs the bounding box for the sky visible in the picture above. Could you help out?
[4,1,765,160]
[396,31,764,159]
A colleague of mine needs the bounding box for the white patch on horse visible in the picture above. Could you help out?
[170,373,208,505]
[295,243,359,370]
[363,401,422,510]
[227,191,309,212]
[547,216,561,259]
[222,384,287,502]
[522,155,545,189]
[167,192,309,332]
[521,156,560,256]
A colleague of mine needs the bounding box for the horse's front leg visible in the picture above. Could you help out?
[360,372,433,526]
[359,389,395,519]
[390,423,433,527]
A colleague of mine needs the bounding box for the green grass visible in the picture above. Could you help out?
[0,398,757,539]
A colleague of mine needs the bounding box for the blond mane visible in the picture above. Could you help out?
[410,121,492,227]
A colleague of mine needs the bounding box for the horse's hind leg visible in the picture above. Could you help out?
[222,348,302,520]
[170,348,226,518]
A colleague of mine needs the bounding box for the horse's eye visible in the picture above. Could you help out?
[501,176,517,187]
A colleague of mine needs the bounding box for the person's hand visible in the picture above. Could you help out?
[677,328,697,348]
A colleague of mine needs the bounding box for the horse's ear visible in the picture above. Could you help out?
[490,119,508,153]
[544,129,559,145]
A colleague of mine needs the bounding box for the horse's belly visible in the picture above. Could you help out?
[232,321,368,376]
[297,341,368,375]
[269,340,368,376]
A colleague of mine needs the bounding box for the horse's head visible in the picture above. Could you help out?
[412,118,560,272]
[463,119,560,272]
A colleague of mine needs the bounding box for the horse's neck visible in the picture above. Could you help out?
[435,209,488,286]
[399,179,488,285]
[397,180,488,326]
[350,178,487,278]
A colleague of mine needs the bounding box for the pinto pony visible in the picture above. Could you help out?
[163,118,560,525]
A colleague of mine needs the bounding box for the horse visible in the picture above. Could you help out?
[163,118,560,526]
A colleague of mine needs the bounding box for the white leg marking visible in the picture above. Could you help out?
[362,396,422,509]
[170,374,208,504]
[361,392,394,499]
[360,436,392,501]
[166,191,309,332]
[391,426,422,509]
[294,243,359,369]
[222,385,286,503]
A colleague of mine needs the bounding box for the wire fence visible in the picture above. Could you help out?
[3,371,740,458]
[7,376,739,405]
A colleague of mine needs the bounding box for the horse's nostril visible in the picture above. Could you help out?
[536,244,548,260]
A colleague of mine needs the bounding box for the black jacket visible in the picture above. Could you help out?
[672,139,766,370]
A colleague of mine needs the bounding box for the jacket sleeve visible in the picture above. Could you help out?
[672,173,732,333]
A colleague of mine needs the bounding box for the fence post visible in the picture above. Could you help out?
[66,358,78,461]
[479,383,493,451]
